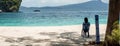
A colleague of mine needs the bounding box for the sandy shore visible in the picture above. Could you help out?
[0,24,107,46]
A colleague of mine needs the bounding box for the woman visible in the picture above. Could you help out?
[82,17,90,37]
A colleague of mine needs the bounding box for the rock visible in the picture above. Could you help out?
[0,0,22,12]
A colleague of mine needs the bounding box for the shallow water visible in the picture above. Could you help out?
[0,11,108,26]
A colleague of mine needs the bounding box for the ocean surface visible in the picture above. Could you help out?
[0,10,108,26]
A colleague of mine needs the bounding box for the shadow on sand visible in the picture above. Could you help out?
[0,32,105,46]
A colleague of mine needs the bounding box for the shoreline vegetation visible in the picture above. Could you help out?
[0,0,22,12]
[0,24,106,46]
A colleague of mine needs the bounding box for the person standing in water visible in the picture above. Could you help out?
[82,17,90,37]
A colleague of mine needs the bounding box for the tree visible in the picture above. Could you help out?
[105,0,120,46]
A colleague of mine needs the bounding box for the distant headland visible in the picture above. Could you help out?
[0,0,22,12]
[20,0,108,11]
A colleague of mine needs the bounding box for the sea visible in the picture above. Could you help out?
[0,10,108,26]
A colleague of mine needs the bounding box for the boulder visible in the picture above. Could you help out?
[0,0,22,12]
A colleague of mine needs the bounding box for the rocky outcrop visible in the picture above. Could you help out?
[0,0,22,12]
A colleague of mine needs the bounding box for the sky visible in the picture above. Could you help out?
[21,0,109,7]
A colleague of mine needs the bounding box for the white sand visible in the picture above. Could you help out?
[0,24,106,37]
[0,24,107,46]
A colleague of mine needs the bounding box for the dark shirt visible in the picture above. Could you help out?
[82,22,90,32]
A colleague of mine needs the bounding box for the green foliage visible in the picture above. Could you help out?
[0,0,22,12]
[107,20,120,45]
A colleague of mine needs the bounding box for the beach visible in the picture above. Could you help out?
[0,24,107,46]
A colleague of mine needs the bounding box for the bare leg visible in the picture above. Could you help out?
[84,32,86,37]
[88,31,89,37]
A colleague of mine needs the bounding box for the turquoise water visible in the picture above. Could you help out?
[0,11,108,26]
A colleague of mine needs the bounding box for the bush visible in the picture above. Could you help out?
[107,20,120,45]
